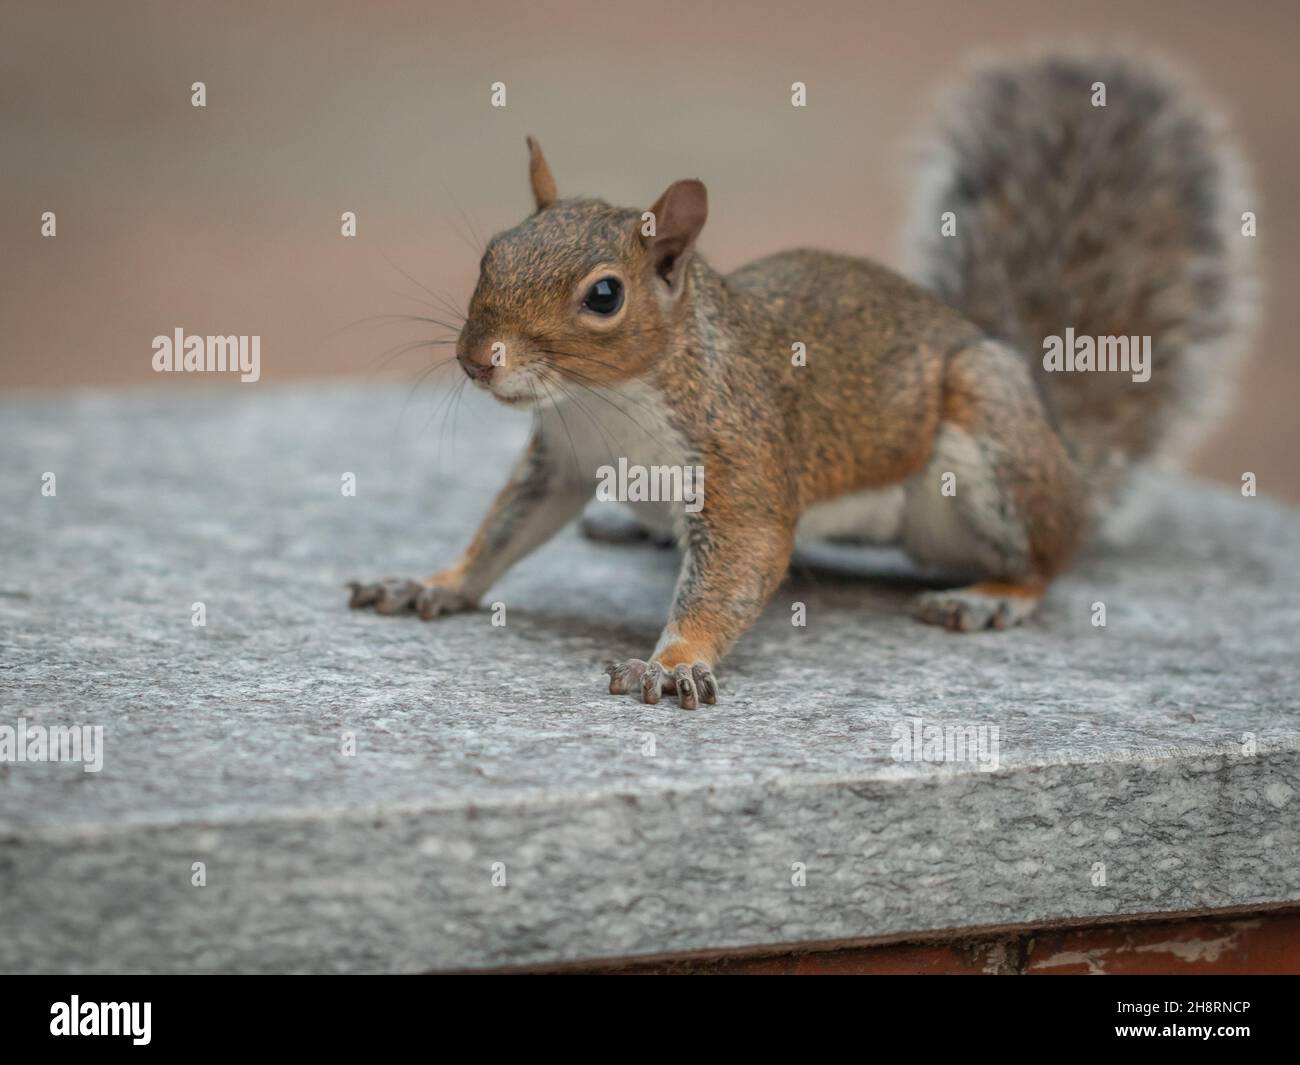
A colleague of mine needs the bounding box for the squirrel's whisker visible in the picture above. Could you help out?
[382,251,471,324]
[369,341,458,374]
[370,311,464,330]
[533,358,662,443]
[439,374,472,459]
[534,372,585,479]
[427,371,473,459]
[330,311,460,339]
[535,365,624,458]
[390,288,469,325]
[439,177,488,254]
[534,347,629,376]
[405,356,460,414]
[380,302,465,333]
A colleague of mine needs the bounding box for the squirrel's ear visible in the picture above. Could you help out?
[643,180,708,293]
[526,136,558,211]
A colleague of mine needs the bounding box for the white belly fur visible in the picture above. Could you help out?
[539,376,689,539]
[542,376,1004,567]
[795,486,906,545]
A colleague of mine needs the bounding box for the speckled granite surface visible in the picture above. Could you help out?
[1,383,1297,973]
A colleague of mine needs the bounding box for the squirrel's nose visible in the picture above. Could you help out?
[457,345,496,383]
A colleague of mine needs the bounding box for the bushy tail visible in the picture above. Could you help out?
[906,52,1257,507]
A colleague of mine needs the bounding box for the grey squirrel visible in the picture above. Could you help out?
[349,52,1255,709]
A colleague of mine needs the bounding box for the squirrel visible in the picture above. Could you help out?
[349,52,1255,710]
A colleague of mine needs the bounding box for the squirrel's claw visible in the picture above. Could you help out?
[605,658,648,695]
[690,663,718,706]
[605,658,718,709]
[641,662,665,705]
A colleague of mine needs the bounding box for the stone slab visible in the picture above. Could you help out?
[1,383,1297,972]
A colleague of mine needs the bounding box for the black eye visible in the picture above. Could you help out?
[582,277,623,316]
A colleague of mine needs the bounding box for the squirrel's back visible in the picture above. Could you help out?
[906,52,1257,508]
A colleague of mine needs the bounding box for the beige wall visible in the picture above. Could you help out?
[2,0,1296,497]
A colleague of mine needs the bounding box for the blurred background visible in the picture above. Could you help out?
[2,0,1296,498]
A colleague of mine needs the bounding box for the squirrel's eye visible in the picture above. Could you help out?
[582,277,624,316]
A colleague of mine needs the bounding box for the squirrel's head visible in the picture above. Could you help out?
[456,137,708,406]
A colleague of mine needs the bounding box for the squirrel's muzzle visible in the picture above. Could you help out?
[456,342,497,384]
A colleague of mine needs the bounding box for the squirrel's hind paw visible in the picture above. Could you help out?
[912,584,1042,632]
[347,578,474,620]
[580,509,676,549]
[605,659,717,710]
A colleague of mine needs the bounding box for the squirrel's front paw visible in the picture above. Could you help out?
[605,659,718,710]
[347,578,475,620]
